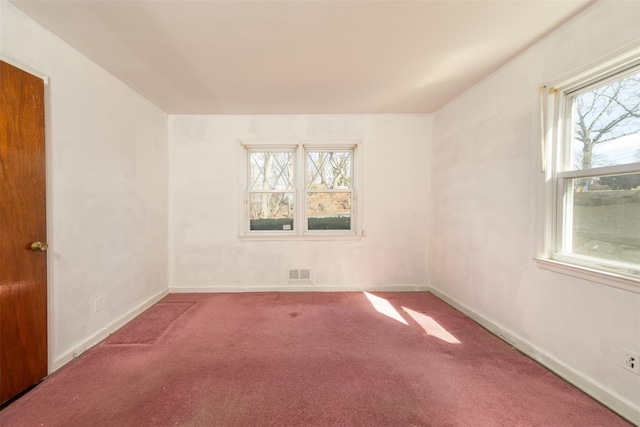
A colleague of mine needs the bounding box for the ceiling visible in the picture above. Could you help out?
[9,0,594,115]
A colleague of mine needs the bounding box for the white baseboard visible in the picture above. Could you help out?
[51,287,170,372]
[427,285,640,426]
[169,284,430,293]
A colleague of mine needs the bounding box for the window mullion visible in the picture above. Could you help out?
[297,144,305,235]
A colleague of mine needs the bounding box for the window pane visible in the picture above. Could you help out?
[571,70,640,170]
[249,192,294,231]
[570,173,640,264]
[307,151,352,189]
[307,192,351,230]
[250,152,294,190]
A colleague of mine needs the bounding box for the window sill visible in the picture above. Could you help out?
[535,257,640,294]
[239,232,365,242]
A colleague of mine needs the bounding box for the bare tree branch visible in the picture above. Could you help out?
[573,72,640,168]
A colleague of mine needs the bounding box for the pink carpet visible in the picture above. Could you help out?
[0,292,633,426]
[103,302,194,345]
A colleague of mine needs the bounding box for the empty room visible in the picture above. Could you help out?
[1,0,639,425]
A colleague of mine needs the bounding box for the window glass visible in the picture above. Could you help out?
[570,71,640,170]
[569,173,640,264]
[306,151,352,189]
[307,193,351,230]
[249,152,294,190]
[249,193,294,231]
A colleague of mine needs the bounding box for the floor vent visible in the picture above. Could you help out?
[299,269,311,280]
[289,269,312,283]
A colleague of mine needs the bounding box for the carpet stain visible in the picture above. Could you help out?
[288,312,301,318]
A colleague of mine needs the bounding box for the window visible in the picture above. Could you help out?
[539,49,640,291]
[248,150,296,231]
[240,142,361,238]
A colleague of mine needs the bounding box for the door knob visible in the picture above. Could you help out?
[30,241,48,251]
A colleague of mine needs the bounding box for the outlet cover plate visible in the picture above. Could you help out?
[622,347,640,375]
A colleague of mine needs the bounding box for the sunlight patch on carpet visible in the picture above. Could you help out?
[103,302,194,345]
[402,306,461,344]
[363,292,408,325]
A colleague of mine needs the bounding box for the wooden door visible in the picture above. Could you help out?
[0,60,47,404]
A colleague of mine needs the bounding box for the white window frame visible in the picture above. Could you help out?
[238,141,364,240]
[537,48,640,293]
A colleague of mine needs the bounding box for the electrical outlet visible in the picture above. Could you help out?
[622,348,640,375]
[94,296,103,312]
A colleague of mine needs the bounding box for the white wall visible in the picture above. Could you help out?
[1,0,169,370]
[169,114,431,291]
[430,0,640,421]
